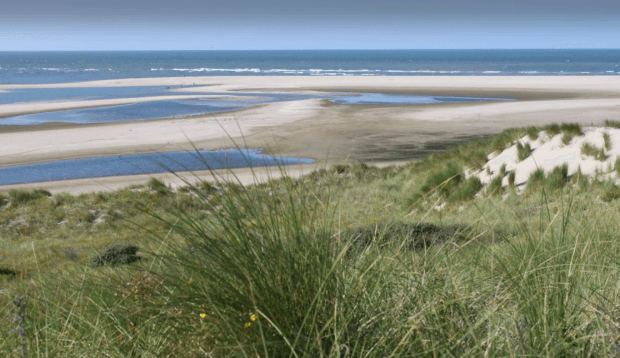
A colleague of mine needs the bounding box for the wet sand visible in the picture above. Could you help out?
[1,76,619,193]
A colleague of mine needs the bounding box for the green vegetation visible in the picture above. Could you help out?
[4,123,620,356]
[526,126,539,140]
[516,142,532,161]
[604,132,611,151]
[581,142,607,161]
[486,163,507,196]
[604,119,620,128]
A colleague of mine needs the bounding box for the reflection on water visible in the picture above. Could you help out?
[0,149,315,185]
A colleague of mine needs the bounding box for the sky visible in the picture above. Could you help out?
[1,0,619,50]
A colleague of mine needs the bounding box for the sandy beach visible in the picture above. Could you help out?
[2,76,620,194]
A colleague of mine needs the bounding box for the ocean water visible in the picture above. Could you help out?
[1,50,619,85]
[0,149,315,185]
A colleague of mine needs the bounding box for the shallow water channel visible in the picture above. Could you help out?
[0,149,315,185]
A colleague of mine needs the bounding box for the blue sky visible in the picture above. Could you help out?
[1,0,619,50]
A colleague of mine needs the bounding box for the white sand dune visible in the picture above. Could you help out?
[478,127,620,189]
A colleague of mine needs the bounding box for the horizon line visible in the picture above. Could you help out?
[1,48,620,52]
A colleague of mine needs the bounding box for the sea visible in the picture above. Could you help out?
[1,49,618,184]
[1,49,619,84]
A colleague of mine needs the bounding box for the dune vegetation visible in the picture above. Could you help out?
[4,122,620,357]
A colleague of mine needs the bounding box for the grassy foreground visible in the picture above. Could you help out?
[3,123,620,356]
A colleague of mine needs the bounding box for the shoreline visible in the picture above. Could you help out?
[0,161,410,195]
[2,76,620,193]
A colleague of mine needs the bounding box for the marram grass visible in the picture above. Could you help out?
[3,124,620,356]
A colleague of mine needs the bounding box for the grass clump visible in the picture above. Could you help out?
[581,142,606,161]
[516,142,533,162]
[604,119,620,128]
[560,123,583,136]
[560,123,583,145]
[525,168,545,193]
[546,123,561,136]
[526,126,540,140]
[545,163,569,192]
[486,164,507,196]
[601,181,620,202]
[448,176,482,202]
[409,161,464,206]
[603,132,611,151]
[8,189,51,205]
[508,170,516,188]
[147,177,171,196]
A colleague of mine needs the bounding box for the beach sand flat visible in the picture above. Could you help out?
[1,76,619,194]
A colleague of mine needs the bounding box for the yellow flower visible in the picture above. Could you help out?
[250,314,257,321]
[199,313,206,318]
[245,322,252,328]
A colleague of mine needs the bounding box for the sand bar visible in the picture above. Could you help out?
[1,76,619,193]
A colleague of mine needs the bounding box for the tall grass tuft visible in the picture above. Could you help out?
[546,123,561,136]
[508,170,516,188]
[525,168,545,193]
[526,126,540,140]
[147,168,407,357]
[545,163,569,193]
[517,142,533,162]
[581,142,606,161]
[486,164,507,196]
[603,132,611,151]
[448,176,482,202]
